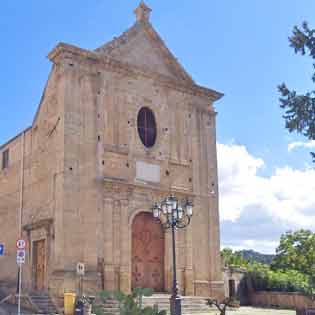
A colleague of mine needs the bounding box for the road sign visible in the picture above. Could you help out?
[0,244,4,256]
[16,239,26,250]
[16,249,25,264]
[76,262,85,276]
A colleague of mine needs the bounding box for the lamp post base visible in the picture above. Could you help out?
[170,295,182,315]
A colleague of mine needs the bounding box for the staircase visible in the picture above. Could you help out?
[102,294,217,315]
[29,292,59,314]
[102,297,120,315]
[142,295,216,314]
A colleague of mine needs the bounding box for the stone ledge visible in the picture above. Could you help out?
[48,43,223,104]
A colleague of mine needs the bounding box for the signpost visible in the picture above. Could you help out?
[16,250,26,264]
[76,262,85,297]
[16,239,26,315]
[16,239,26,250]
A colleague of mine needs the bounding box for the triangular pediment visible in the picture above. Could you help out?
[95,21,194,83]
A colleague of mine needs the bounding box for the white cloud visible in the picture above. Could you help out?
[217,143,315,254]
[288,140,315,152]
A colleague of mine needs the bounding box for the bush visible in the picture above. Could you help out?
[247,262,311,294]
[93,288,167,315]
[221,248,314,296]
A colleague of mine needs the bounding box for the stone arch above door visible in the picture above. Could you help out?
[131,212,164,291]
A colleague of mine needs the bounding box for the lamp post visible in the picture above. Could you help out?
[152,195,193,315]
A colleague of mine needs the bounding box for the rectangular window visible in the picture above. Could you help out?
[2,149,9,170]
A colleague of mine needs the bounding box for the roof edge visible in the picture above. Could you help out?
[49,42,223,102]
[32,64,56,125]
[0,126,32,151]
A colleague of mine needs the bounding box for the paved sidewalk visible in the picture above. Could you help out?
[227,306,295,315]
[0,303,32,315]
[0,304,296,315]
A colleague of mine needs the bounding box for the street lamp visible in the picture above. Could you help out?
[152,195,193,315]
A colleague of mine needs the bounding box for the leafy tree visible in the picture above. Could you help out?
[221,243,315,296]
[221,248,249,268]
[271,229,315,277]
[237,249,275,265]
[248,261,311,294]
[278,22,315,161]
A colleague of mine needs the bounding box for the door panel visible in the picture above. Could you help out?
[34,239,46,291]
[132,212,164,291]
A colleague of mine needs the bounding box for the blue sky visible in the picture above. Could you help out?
[1,1,315,253]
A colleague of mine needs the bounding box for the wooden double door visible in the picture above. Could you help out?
[33,239,46,291]
[132,212,165,291]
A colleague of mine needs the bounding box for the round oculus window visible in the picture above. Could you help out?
[137,107,157,148]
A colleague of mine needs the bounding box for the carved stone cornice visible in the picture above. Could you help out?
[23,218,53,232]
[48,43,223,103]
[103,177,195,199]
[104,179,134,200]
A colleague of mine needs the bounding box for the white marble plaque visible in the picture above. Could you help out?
[136,161,160,183]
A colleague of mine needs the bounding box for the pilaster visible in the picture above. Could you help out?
[103,198,115,291]
[120,199,131,293]
[185,224,194,295]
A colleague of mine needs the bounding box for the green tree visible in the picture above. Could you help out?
[271,230,315,278]
[221,248,249,268]
[247,261,311,294]
[278,22,315,161]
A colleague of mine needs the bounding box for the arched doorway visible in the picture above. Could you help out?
[132,212,164,291]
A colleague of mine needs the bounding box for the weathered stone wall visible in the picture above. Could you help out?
[0,132,24,294]
[1,4,224,299]
[0,64,65,294]
[250,291,315,309]
[44,45,223,297]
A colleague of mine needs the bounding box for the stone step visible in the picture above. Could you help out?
[103,304,119,308]
[142,305,209,310]
[142,302,208,307]
[32,299,54,305]
[29,294,58,314]
[144,308,210,311]
[102,308,120,312]
[33,303,57,308]
[101,295,214,315]
[102,311,212,315]
[143,299,207,303]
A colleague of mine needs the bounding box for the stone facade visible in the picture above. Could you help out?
[223,267,249,305]
[0,2,224,299]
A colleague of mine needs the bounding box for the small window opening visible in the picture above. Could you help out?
[137,107,157,148]
[2,149,9,170]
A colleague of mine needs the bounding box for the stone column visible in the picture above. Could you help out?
[176,227,184,295]
[120,199,131,293]
[103,197,115,291]
[113,200,121,290]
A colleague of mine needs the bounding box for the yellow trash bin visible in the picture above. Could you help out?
[64,292,76,315]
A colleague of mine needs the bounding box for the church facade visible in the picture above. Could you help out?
[0,2,224,299]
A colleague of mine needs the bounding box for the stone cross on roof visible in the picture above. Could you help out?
[134,1,152,22]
